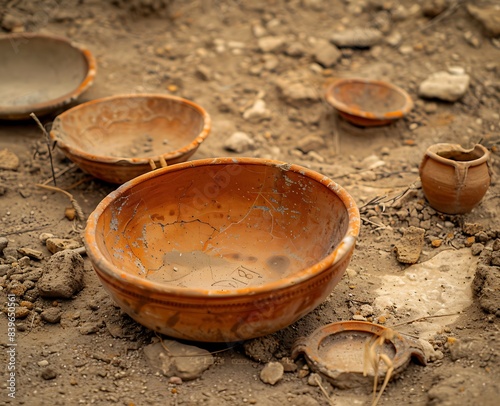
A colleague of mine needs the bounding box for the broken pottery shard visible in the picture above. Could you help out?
[46,237,81,254]
[418,71,470,102]
[17,247,44,260]
[143,340,214,380]
[330,28,383,48]
[37,249,84,298]
[395,226,425,264]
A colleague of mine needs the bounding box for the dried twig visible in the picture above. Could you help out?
[419,0,463,32]
[36,183,85,221]
[30,112,57,186]
[41,164,77,185]
[389,312,462,328]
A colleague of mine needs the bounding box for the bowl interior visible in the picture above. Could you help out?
[0,35,89,107]
[331,81,407,115]
[92,161,352,292]
[53,96,207,160]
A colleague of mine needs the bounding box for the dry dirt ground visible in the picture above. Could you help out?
[1,0,500,405]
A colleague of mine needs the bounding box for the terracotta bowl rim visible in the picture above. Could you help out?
[424,143,490,166]
[0,32,96,120]
[84,157,361,298]
[325,77,414,121]
[50,93,212,165]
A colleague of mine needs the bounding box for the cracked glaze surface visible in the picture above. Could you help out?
[85,158,360,341]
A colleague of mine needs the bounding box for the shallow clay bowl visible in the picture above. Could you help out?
[50,94,211,184]
[84,158,360,342]
[0,33,96,120]
[292,321,426,389]
[325,78,413,127]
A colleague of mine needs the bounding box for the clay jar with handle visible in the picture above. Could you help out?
[419,143,491,214]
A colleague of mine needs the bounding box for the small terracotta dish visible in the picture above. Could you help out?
[292,321,426,389]
[50,94,211,184]
[325,78,413,127]
[84,158,360,342]
[0,33,96,120]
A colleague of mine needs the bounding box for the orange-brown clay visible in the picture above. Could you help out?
[50,94,211,184]
[0,33,96,120]
[419,143,491,214]
[325,78,413,127]
[84,158,360,342]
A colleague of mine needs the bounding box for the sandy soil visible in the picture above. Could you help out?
[1,1,499,405]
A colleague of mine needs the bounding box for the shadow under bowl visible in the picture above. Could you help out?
[84,158,360,342]
[50,94,211,184]
[0,33,96,120]
[325,78,413,127]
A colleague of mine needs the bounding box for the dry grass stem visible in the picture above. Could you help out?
[36,183,85,221]
[314,375,335,406]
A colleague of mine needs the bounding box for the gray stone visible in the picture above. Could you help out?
[258,36,286,53]
[395,226,425,264]
[422,0,448,18]
[37,249,84,299]
[330,28,383,48]
[143,340,213,380]
[79,322,101,335]
[285,42,307,57]
[275,77,319,104]
[449,338,487,361]
[418,71,470,102]
[307,372,322,386]
[297,135,325,153]
[41,307,62,324]
[0,264,10,277]
[0,236,9,251]
[224,132,255,153]
[243,99,271,122]
[467,4,500,37]
[301,0,324,11]
[41,368,57,380]
[260,362,284,385]
[313,39,341,67]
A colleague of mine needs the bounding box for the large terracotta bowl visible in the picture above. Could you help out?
[50,94,211,184]
[0,33,96,120]
[84,158,360,342]
[325,78,413,127]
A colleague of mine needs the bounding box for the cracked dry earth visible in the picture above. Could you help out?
[1,0,500,405]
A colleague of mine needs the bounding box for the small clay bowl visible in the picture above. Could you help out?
[84,158,360,342]
[292,321,426,389]
[325,78,413,127]
[50,94,211,184]
[0,33,96,120]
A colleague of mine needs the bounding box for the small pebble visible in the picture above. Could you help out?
[41,368,57,380]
